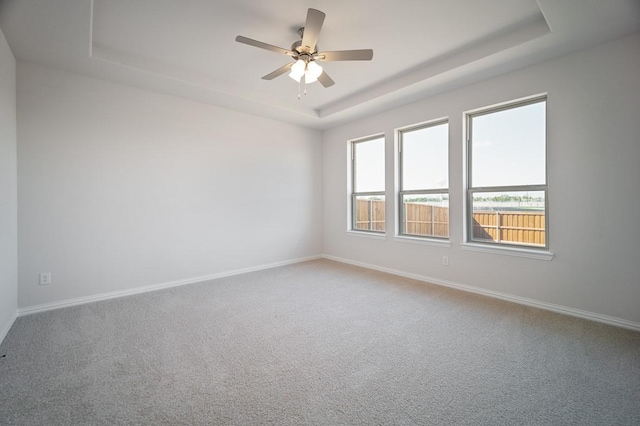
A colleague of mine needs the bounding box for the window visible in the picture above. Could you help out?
[351,136,385,233]
[399,120,449,238]
[467,96,548,249]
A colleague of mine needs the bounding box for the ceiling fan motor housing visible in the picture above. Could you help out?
[291,37,318,56]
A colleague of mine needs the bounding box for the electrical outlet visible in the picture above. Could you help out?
[442,256,449,266]
[39,272,51,285]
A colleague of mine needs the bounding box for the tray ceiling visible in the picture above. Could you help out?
[1,0,639,129]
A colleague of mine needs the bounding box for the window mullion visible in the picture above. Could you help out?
[469,185,546,193]
[401,189,449,196]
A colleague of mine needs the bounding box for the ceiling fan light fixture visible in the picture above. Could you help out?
[289,59,305,82]
[236,8,372,93]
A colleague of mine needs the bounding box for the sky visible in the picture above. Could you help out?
[353,100,546,196]
[354,137,385,192]
[471,101,546,187]
[402,123,448,190]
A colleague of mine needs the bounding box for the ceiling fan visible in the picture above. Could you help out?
[235,8,373,93]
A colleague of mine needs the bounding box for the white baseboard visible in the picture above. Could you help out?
[323,254,640,332]
[18,255,323,317]
[0,310,18,346]
[16,253,640,332]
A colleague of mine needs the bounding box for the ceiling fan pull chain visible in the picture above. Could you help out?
[303,73,307,97]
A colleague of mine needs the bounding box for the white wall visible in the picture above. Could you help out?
[323,32,640,325]
[17,62,322,309]
[0,27,17,341]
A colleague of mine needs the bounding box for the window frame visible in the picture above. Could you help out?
[466,95,549,251]
[350,135,386,234]
[398,119,450,239]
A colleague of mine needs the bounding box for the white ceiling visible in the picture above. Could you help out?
[1,0,639,129]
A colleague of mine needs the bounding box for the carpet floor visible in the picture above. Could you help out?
[1,259,639,425]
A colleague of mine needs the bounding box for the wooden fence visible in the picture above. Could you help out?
[356,200,545,245]
[355,200,448,236]
[355,199,386,231]
[404,203,449,237]
[472,210,545,246]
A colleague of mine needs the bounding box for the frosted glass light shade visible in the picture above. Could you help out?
[305,61,323,83]
[288,60,305,82]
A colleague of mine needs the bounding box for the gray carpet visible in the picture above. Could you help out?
[1,259,639,425]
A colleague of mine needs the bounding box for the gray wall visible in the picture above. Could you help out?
[322,32,640,325]
[17,62,323,309]
[0,26,17,340]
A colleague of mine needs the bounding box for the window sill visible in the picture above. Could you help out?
[394,236,451,248]
[345,230,387,240]
[461,242,554,261]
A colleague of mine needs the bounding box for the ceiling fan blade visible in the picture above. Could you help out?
[316,49,374,61]
[235,36,295,56]
[318,71,335,88]
[301,8,325,52]
[262,63,294,80]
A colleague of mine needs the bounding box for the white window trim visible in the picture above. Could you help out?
[349,134,386,234]
[461,242,554,261]
[397,119,450,241]
[465,95,551,255]
[346,230,387,240]
[394,235,451,248]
